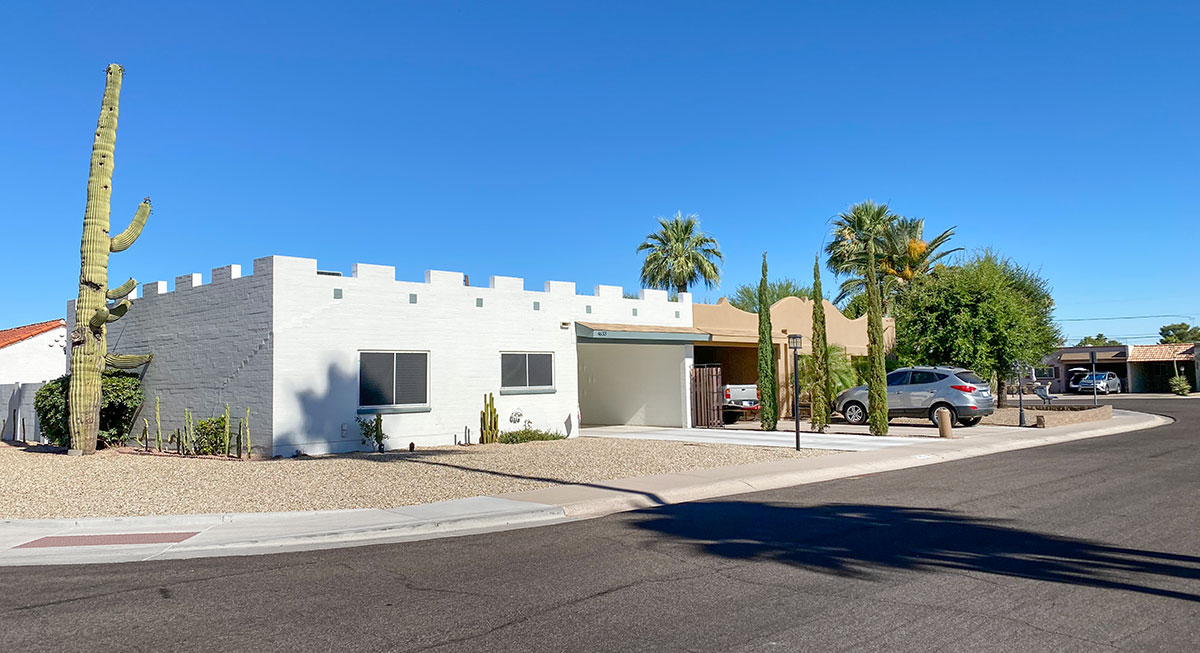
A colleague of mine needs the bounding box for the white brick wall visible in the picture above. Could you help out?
[0,327,67,384]
[272,257,694,455]
[90,261,274,454]
[89,254,697,456]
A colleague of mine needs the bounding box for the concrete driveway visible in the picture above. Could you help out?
[580,421,1010,451]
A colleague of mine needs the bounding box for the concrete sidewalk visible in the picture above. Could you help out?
[0,409,1169,566]
[582,423,994,451]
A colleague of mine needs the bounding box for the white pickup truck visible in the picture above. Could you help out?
[721,384,759,424]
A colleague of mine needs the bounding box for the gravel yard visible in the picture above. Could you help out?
[0,437,836,520]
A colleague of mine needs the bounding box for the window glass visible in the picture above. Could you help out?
[501,353,528,388]
[528,354,554,387]
[910,371,939,385]
[359,352,428,406]
[359,353,394,406]
[956,371,987,385]
[394,353,428,405]
[501,353,555,390]
[886,371,910,386]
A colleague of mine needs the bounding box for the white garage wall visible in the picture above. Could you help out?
[577,342,691,428]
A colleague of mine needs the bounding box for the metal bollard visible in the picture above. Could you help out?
[936,407,954,438]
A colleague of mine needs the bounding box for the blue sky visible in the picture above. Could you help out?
[2,1,1196,343]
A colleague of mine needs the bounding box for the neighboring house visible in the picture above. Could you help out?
[1042,343,1198,394]
[0,318,67,443]
[0,319,67,384]
[67,255,877,456]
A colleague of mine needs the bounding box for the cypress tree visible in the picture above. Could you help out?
[865,238,889,435]
[810,256,831,432]
[756,253,779,431]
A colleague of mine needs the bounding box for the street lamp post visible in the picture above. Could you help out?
[788,334,803,451]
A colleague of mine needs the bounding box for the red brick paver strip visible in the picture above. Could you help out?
[14,532,199,549]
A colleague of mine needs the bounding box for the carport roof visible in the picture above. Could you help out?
[575,322,711,343]
[1129,343,1195,362]
[1058,350,1127,363]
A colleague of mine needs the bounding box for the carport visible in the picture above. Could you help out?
[575,322,706,428]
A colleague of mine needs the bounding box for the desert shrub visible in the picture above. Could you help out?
[1169,375,1192,396]
[33,370,144,448]
[193,415,227,455]
[356,415,388,452]
[498,428,565,444]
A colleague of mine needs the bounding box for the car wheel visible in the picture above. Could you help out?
[930,404,958,427]
[958,416,981,427]
[842,402,867,426]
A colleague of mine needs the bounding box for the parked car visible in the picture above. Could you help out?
[1067,368,1089,393]
[834,366,995,427]
[721,384,759,424]
[1077,371,1121,394]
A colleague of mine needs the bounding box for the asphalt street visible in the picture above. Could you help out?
[3,398,1197,652]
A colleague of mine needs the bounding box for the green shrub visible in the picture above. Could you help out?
[1169,375,1192,396]
[193,415,227,456]
[356,415,388,452]
[498,428,566,444]
[33,370,144,448]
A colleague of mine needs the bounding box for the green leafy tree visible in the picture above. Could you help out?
[729,278,812,312]
[893,250,1061,408]
[1076,333,1122,347]
[810,256,831,432]
[637,212,724,294]
[840,292,868,319]
[34,370,144,449]
[1159,322,1200,344]
[864,237,889,435]
[756,254,778,430]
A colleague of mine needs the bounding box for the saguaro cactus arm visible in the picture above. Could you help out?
[105,353,153,368]
[110,198,151,252]
[89,306,110,329]
[105,299,131,322]
[107,277,137,300]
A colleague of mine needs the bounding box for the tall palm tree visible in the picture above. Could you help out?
[637,212,724,294]
[825,202,961,308]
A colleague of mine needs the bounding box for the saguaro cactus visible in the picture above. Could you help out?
[67,64,153,455]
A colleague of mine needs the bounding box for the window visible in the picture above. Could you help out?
[476,297,484,308]
[533,301,540,311]
[585,305,592,314]
[408,293,417,304]
[909,370,945,385]
[632,308,638,316]
[333,288,343,299]
[501,352,554,393]
[359,351,429,408]
[887,371,910,386]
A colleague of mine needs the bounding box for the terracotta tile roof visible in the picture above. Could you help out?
[0,319,66,350]
[1128,343,1196,362]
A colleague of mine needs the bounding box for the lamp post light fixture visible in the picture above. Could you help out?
[788,334,804,451]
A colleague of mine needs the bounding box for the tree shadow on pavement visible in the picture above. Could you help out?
[631,501,1200,602]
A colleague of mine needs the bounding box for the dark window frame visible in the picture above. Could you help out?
[357,350,431,414]
[500,351,556,395]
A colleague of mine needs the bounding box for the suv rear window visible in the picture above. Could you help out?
[955,371,986,385]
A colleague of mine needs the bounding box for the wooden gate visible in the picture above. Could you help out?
[690,364,724,429]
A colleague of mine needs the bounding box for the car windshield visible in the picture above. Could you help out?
[955,371,987,385]
[1085,373,1107,380]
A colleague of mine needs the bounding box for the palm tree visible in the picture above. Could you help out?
[825,202,961,309]
[637,212,724,294]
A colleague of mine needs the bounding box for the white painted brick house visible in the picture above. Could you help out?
[72,256,698,456]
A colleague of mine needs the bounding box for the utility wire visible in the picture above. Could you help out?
[1055,313,1194,322]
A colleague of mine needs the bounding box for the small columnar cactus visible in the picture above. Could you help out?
[67,64,154,455]
[222,404,231,456]
[480,393,499,444]
[154,396,163,451]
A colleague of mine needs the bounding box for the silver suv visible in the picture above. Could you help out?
[834,366,995,427]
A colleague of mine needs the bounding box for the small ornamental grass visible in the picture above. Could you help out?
[498,428,566,444]
[1169,375,1192,396]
